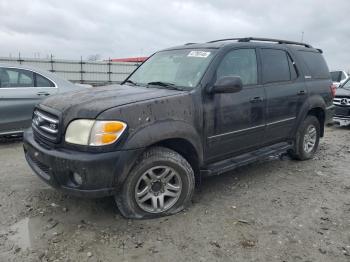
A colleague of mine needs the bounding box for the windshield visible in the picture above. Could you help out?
[331,71,342,82]
[126,49,217,90]
[342,78,350,90]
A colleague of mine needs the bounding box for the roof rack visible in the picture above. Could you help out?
[207,37,313,48]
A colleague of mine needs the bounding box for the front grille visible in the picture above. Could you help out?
[32,108,60,143]
[333,97,350,106]
[334,106,350,117]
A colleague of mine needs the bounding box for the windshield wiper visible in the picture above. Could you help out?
[147,81,175,87]
[146,81,184,91]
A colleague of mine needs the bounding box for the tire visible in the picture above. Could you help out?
[115,146,195,219]
[289,115,320,160]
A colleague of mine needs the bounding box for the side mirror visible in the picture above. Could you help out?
[211,76,243,94]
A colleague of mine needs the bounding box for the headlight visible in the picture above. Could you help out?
[65,119,95,145]
[65,120,127,146]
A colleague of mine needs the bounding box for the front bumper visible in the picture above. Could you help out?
[333,116,350,126]
[23,130,142,198]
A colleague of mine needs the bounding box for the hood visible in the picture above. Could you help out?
[40,84,184,119]
[335,87,350,97]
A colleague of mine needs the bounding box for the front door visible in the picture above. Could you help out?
[204,48,266,163]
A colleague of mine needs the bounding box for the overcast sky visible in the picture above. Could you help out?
[0,0,349,70]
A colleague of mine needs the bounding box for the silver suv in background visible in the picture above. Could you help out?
[0,64,86,136]
[331,70,348,87]
[333,78,350,126]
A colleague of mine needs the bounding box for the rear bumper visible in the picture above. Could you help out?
[23,130,142,198]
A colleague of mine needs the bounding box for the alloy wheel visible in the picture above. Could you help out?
[135,166,182,213]
[303,125,317,153]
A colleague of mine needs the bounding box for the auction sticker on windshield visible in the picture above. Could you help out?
[187,51,211,58]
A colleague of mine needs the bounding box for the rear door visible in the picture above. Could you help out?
[259,48,307,144]
[0,67,57,134]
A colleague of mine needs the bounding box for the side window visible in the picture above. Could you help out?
[36,73,55,87]
[0,68,10,88]
[261,49,291,83]
[341,72,346,81]
[216,49,258,86]
[0,68,34,88]
[19,70,34,86]
[297,51,330,79]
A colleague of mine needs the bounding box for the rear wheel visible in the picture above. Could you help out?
[115,147,195,219]
[289,115,320,160]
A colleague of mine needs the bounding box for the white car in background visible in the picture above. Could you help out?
[331,70,348,87]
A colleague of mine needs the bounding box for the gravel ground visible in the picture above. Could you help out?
[0,126,350,262]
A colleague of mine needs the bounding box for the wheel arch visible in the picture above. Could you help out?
[307,107,325,137]
[152,138,201,181]
[292,95,326,138]
[116,121,203,186]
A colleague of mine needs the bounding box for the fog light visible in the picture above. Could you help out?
[73,172,83,185]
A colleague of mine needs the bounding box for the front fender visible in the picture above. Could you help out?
[123,120,203,162]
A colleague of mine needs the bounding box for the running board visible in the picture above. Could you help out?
[201,142,292,177]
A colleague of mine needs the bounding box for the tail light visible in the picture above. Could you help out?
[330,84,336,98]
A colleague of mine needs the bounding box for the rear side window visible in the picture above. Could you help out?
[216,49,258,86]
[261,49,291,83]
[298,51,330,79]
[36,73,55,87]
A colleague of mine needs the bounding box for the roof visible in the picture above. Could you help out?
[161,37,320,53]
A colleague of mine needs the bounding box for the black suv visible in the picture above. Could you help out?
[23,37,335,219]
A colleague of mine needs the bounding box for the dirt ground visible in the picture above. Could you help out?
[0,126,350,262]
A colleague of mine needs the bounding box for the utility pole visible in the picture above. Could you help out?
[301,31,304,42]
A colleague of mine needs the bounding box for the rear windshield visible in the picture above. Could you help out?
[297,51,330,79]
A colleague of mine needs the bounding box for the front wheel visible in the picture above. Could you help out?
[115,147,195,219]
[289,115,320,160]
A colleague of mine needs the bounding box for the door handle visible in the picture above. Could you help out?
[37,92,50,96]
[297,90,307,96]
[250,96,263,103]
